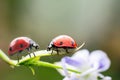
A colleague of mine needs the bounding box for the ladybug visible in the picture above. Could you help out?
[8,37,39,62]
[47,35,77,54]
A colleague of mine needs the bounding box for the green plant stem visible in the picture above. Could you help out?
[0,50,17,66]
[0,49,80,74]
[29,61,80,74]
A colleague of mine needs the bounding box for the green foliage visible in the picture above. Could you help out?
[0,49,80,75]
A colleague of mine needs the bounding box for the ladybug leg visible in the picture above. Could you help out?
[51,47,59,55]
[32,52,36,57]
[17,50,23,63]
[30,43,37,57]
[57,51,59,55]
[17,53,19,63]
[50,48,54,55]
[18,50,23,63]
[65,48,69,53]
[56,48,59,55]
[28,52,31,58]
[49,47,54,55]
[29,48,36,57]
[51,50,53,54]
[26,48,31,58]
[27,53,31,58]
[27,48,36,57]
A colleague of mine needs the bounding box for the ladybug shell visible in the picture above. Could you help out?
[8,37,31,55]
[52,35,77,48]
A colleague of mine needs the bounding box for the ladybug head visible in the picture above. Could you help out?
[32,43,40,50]
[47,42,54,51]
[47,46,51,51]
[29,39,40,50]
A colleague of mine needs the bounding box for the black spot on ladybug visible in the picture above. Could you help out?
[59,41,63,45]
[20,44,23,48]
[71,41,74,46]
[9,47,12,51]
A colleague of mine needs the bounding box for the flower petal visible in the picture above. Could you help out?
[72,49,89,63]
[98,74,112,80]
[55,58,78,76]
[102,76,112,80]
[62,57,81,67]
[71,49,91,71]
[63,74,80,80]
[61,57,70,77]
[89,50,111,72]
[55,49,111,80]
[55,61,67,76]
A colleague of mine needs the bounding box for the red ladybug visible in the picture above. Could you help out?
[47,35,77,54]
[8,37,39,61]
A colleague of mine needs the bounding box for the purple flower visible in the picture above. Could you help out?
[55,49,111,80]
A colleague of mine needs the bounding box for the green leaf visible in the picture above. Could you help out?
[29,66,35,75]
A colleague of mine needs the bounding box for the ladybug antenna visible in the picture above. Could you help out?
[75,42,85,51]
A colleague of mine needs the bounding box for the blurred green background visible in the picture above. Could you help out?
[0,0,120,80]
